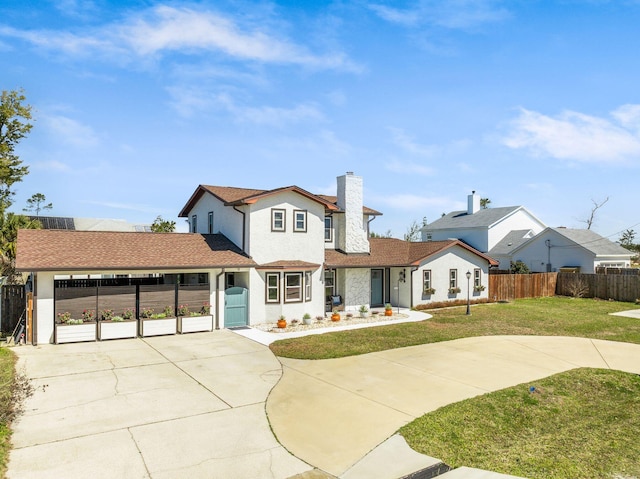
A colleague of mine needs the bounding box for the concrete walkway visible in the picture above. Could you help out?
[266,333,640,478]
[7,331,313,479]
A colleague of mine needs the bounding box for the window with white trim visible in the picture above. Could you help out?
[324,269,335,299]
[324,216,333,242]
[271,209,285,232]
[474,268,481,288]
[305,271,312,301]
[423,270,432,292]
[208,211,214,234]
[284,273,302,302]
[266,273,280,303]
[449,269,457,289]
[191,215,197,233]
[294,210,307,232]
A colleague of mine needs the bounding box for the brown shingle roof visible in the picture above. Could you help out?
[16,230,256,272]
[324,238,498,267]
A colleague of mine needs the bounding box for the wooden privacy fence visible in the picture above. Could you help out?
[556,272,640,303]
[1,285,26,335]
[489,272,558,301]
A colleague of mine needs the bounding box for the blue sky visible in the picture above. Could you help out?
[2,0,639,238]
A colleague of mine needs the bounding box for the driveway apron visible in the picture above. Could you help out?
[7,330,312,479]
[267,335,640,477]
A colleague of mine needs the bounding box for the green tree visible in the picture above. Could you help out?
[510,260,531,274]
[0,212,41,281]
[23,193,52,217]
[0,89,32,212]
[151,216,176,232]
[619,229,636,248]
[480,198,491,209]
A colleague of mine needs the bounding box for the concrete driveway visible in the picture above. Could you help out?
[7,331,312,479]
[267,335,640,478]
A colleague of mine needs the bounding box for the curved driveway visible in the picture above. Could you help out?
[267,335,640,477]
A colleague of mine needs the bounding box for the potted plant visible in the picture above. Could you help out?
[99,307,137,341]
[331,309,340,321]
[55,310,97,344]
[140,305,177,337]
[384,303,393,317]
[346,312,353,319]
[358,305,369,318]
[177,302,214,334]
[302,313,312,325]
[277,315,287,328]
[424,287,436,295]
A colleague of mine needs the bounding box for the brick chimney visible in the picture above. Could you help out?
[336,172,370,253]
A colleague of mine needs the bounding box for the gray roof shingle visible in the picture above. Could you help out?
[424,206,522,230]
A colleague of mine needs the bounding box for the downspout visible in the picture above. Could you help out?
[233,206,247,252]
[367,216,376,237]
[409,267,418,308]
[215,269,225,330]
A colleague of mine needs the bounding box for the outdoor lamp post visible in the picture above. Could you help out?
[465,270,471,316]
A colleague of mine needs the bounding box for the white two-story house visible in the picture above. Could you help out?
[16,172,496,344]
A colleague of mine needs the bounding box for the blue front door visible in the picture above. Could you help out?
[370,269,384,306]
[224,287,248,328]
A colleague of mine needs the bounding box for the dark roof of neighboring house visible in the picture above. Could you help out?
[544,228,631,256]
[325,238,498,267]
[15,230,256,272]
[178,185,381,217]
[488,230,535,256]
[424,206,524,230]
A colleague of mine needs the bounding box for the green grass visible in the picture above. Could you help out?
[399,368,640,479]
[0,348,16,479]
[269,297,640,359]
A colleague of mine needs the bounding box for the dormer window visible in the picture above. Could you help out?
[271,209,285,232]
[294,210,307,232]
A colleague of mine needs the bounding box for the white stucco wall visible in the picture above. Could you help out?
[246,191,326,266]
[411,246,489,306]
[34,271,55,345]
[187,193,244,247]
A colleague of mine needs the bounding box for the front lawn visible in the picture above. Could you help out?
[269,297,640,359]
[400,368,640,479]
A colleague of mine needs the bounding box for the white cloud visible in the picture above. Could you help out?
[386,159,434,175]
[31,160,72,172]
[502,106,640,164]
[0,6,357,71]
[376,193,451,210]
[215,94,324,126]
[388,127,437,157]
[369,0,509,30]
[42,114,101,148]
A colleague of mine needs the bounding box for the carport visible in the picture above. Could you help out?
[15,229,256,344]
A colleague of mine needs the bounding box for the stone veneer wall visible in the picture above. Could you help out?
[343,268,370,311]
[336,173,369,254]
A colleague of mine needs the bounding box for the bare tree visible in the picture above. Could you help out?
[581,197,609,230]
[404,220,421,242]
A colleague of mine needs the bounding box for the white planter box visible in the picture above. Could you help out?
[99,320,138,340]
[140,317,177,337]
[178,315,213,334]
[55,323,97,344]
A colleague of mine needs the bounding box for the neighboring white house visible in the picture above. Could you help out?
[16,172,497,343]
[509,227,633,273]
[421,192,547,261]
